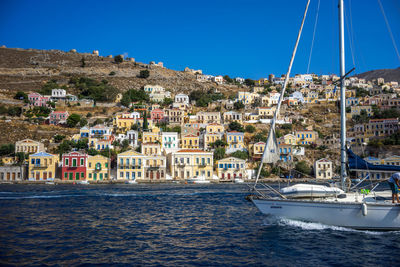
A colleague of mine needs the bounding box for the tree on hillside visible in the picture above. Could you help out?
[295,161,311,175]
[114,55,124,64]
[139,70,150,78]
[228,121,244,132]
[66,113,81,128]
[14,91,28,101]
[245,125,256,133]
[81,57,86,68]
[229,150,249,160]
[143,111,148,130]
[223,75,233,83]
[234,101,245,110]
[244,78,255,87]
[214,148,226,161]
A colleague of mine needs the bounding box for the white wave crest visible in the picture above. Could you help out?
[277,218,388,235]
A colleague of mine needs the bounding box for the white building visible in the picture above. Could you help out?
[161,132,179,152]
[51,89,67,99]
[144,85,171,102]
[314,158,333,179]
[212,76,223,84]
[235,77,245,84]
[174,94,189,105]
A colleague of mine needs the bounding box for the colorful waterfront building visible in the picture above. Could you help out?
[216,157,247,182]
[117,150,145,181]
[61,152,88,180]
[87,155,109,181]
[169,149,213,180]
[28,152,59,181]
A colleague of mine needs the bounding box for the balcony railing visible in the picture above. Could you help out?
[95,165,102,171]
[177,163,186,168]
[32,164,48,168]
[147,166,160,170]
[119,165,142,169]
[198,164,207,168]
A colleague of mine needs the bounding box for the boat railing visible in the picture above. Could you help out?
[247,182,287,199]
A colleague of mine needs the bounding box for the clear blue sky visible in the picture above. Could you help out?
[0,0,399,79]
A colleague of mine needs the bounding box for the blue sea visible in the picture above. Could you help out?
[0,184,399,266]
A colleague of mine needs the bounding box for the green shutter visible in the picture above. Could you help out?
[100,173,103,180]
[64,172,68,179]
[69,173,73,180]
[75,172,79,180]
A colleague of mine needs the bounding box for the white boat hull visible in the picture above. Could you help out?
[252,198,400,230]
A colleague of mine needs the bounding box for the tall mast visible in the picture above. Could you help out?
[339,0,347,190]
[254,0,310,186]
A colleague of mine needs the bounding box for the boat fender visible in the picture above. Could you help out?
[337,194,347,199]
[361,203,368,216]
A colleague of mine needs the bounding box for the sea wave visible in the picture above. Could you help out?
[0,194,84,200]
[278,218,388,235]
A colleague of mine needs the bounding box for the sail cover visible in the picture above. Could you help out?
[347,149,400,172]
[262,127,280,163]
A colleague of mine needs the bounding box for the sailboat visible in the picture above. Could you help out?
[249,0,400,230]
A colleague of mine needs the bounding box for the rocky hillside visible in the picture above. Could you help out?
[0,47,243,98]
[355,67,400,83]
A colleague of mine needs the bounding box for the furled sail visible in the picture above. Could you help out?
[347,149,400,172]
[262,127,280,163]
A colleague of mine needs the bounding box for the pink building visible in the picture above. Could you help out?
[28,93,50,107]
[49,111,69,125]
[150,109,165,123]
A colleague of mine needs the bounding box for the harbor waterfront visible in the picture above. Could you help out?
[0,183,399,266]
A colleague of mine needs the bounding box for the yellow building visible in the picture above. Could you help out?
[283,134,296,145]
[141,143,161,156]
[226,131,245,153]
[206,123,225,134]
[196,111,221,124]
[142,155,167,181]
[247,113,259,121]
[237,91,259,105]
[249,142,265,160]
[15,139,45,154]
[1,157,16,165]
[181,134,200,149]
[257,107,276,118]
[113,116,137,132]
[295,130,318,145]
[351,105,372,117]
[169,149,213,180]
[117,150,145,181]
[216,157,247,182]
[87,155,109,181]
[28,152,59,181]
[204,132,223,150]
[142,132,160,144]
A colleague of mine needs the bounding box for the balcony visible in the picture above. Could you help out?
[198,163,207,168]
[32,164,48,168]
[148,166,160,170]
[95,165,102,171]
[177,163,186,168]
[119,165,141,170]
